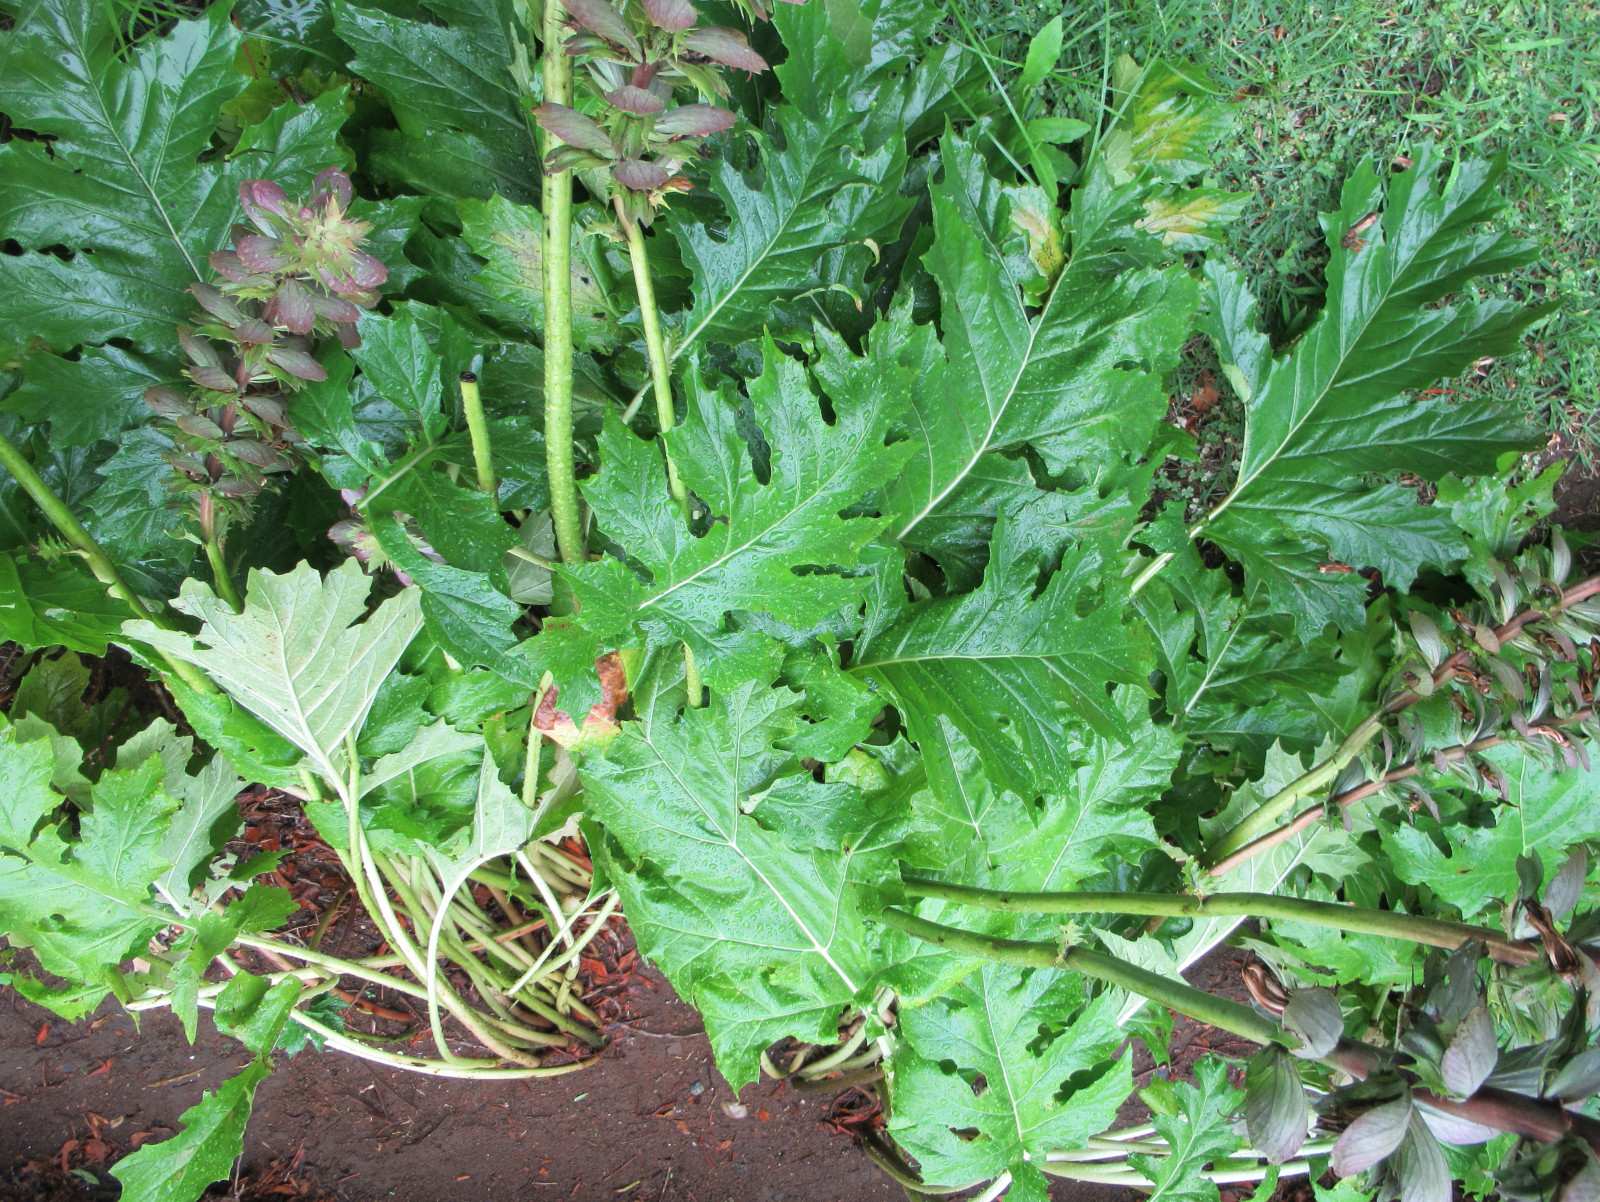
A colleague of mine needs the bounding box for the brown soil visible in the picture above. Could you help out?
[0,962,900,1202]
[0,940,1197,1202]
[1555,456,1600,533]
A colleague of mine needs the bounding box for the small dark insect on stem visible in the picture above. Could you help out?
[1341,212,1379,252]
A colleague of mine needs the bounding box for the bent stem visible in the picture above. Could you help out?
[880,907,1600,1156]
[541,0,584,566]
[1210,707,1598,876]
[334,734,539,1067]
[901,879,1538,966]
[1205,712,1385,865]
[0,427,216,693]
[878,906,1279,1046]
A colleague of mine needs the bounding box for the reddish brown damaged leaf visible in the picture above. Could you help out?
[535,652,630,750]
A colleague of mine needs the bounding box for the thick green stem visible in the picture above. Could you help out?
[881,904,1600,1161]
[878,907,1280,1046]
[620,206,688,513]
[203,536,243,612]
[901,879,1538,966]
[459,372,497,498]
[0,427,216,693]
[541,0,584,566]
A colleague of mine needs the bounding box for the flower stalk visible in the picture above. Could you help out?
[619,202,687,513]
[531,0,767,541]
[197,490,243,612]
[541,0,586,566]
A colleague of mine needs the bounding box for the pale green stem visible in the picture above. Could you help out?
[202,536,243,612]
[619,206,700,689]
[619,204,688,513]
[459,372,497,497]
[370,848,542,1066]
[1207,572,1600,868]
[198,491,243,613]
[1042,1159,1315,1187]
[796,1023,870,1078]
[523,679,549,811]
[505,890,619,997]
[232,934,432,1001]
[541,0,584,566]
[340,739,535,1067]
[529,841,591,888]
[202,992,591,1079]
[0,427,215,693]
[683,642,703,708]
[901,879,1538,965]
[508,545,556,571]
[354,434,447,514]
[1128,514,1208,596]
[422,849,522,1062]
[518,849,577,948]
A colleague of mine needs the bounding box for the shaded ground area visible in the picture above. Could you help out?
[0,921,1257,1202]
[1555,459,1600,533]
[0,963,900,1202]
[0,950,1268,1201]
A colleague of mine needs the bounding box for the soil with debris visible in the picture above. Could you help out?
[1,959,903,1202]
[0,871,1255,1202]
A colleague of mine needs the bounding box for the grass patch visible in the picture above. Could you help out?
[960,0,1600,458]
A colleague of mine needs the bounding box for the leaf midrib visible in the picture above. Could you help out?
[636,726,861,995]
[897,193,1060,540]
[1212,212,1459,527]
[65,15,203,280]
[674,130,848,362]
[640,428,875,613]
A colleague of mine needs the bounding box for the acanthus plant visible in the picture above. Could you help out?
[0,0,1593,1201]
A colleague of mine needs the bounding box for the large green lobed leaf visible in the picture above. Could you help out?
[127,560,424,782]
[1198,148,1546,630]
[549,335,910,711]
[583,679,888,1090]
[890,964,1131,1202]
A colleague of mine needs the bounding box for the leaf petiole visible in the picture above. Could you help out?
[618,204,688,514]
